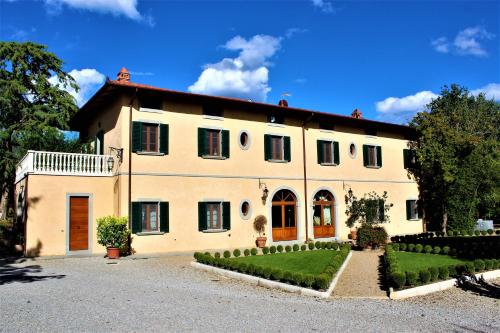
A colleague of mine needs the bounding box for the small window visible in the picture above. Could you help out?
[203,105,223,118]
[349,143,357,158]
[268,112,284,124]
[319,122,334,131]
[141,203,159,232]
[406,200,418,220]
[239,131,250,149]
[206,129,221,157]
[271,136,284,160]
[141,124,159,152]
[206,203,222,230]
[240,201,251,219]
[139,96,162,110]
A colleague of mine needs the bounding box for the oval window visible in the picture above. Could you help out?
[240,200,252,219]
[238,131,251,150]
[349,143,357,158]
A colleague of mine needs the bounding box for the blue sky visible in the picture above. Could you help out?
[1,0,499,124]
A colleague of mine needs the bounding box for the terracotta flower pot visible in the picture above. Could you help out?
[350,229,357,240]
[107,247,120,259]
[256,236,267,248]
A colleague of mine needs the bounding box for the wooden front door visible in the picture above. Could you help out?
[313,190,335,238]
[69,197,89,251]
[271,190,298,241]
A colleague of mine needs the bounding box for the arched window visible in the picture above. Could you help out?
[271,189,297,241]
[313,190,335,238]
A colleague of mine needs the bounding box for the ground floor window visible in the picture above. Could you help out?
[141,203,159,232]
[206,203,222,230]
[198,202,231,231]
[131,201,169,234]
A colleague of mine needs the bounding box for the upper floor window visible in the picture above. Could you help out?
[198,128,230,158]
[317,140,339,165]
[267,112,284,125]
[203,105,223,118]
[132,122,169,154]
[406,200,419,220]
[363,144,382,168]
[403,149,417,169]
[264,134,291,162]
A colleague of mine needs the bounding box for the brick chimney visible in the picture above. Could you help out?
[278,99,288,107]
[351,108,362,119]
[117,67,130,82]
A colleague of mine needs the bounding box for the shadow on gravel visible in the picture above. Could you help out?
[456,275,500,299]
[0,257,65,285]
[378,254,390,297]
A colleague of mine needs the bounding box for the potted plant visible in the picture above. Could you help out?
[96,216,130,259]
[253,215,268,248]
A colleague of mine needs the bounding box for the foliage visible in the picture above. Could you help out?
[253,215,267,236]
[223,250,231,258]
[293,244,299,252]
[233,249,241,257]
[250,248,257,256]
[262,246,269,255]
[96,216,130,249]
[419,270,431,284]
[243,249,250,256]
[277,245,283,253]
[344,190,393,228]
[357,224,388,248]
[270,245,276,254]
[285,245,292,252]
[410,84,500,231]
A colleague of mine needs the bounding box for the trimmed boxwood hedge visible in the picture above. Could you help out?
[194,242,351,291]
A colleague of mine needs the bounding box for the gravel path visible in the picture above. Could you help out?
[1,255,499,332]
[333,250,387,298]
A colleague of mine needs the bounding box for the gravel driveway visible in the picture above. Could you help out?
[1,255,499,332]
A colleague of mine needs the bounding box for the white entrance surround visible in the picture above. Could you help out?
[309,186,340,241]
[267,186,302,244]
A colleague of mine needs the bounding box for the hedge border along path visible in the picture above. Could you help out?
[191,250,353,298]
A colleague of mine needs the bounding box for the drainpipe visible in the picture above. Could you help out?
[22,175,29,257]
[128,88,138,228]
[302,113,314,242]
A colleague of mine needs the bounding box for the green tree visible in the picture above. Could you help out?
[410,84,500,232]
[0,41,81,219]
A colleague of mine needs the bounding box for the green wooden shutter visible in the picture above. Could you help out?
[222,202,231,230]
[264,134,272,161]
[403,149,409,169]
[378,199,385,222]
[198,202,207,231]
[131,202,142,233]
[197,128,206,157]
[362,145,368,166]
[317,140,324,164]
[132,122,142,153]
[284,136,291,162]
[406,200,412,220]
[159,124,169,154]
[376,146,382,167]
[160,202,169,232]
[333,141,340,165]
[222,130,230,158]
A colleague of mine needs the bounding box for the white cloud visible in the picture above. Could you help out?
[471,83,500,100]
[44,0,154,26]
[285,28,308,39]
[432,26,495,57]
[311,0,334,13]
[188,35,281,102]
[431,37,449,53]
[454,26,495,57]
[49,68,105,106]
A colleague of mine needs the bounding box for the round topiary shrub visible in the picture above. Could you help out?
[233,249,241,257]
[474,230,480,236]
[332,242,340,250]
[283,270,293,283]
[400,243,407,251]
[277,245,284,253]
[448,264,457,277]
[285,245,292,253]
[424,245,433,254]
[419,270,431,284]
[415,244,423,253]
[438,266,449,280]
[250,248,258,256]
[303,274,315,288]
[481,230,487,236]
[447,230,454,236]
[244,249,250,257]
[429,266,439,282]
[320,242,327,249]
[292,272,304,286]
[391,272,406,289]
[392,243,400,251]
[263,267,272,279]
[474,259,485,272]
[271,269,283,281]
[465,262,475,274]
[270,246,277,254]
[314,274,330,290]
[487,229,494,235]
[484,259,493,270]
[223,250,231,258]
[204,252,211,256]
[301,244,307,251]
[292,244,299,252]
[262,246,270,255]
[442,246,450,255]
[491,259,499,269]
[405,271,419,286]
[433,246,441,255]
[214,252,221,258]
[247,263,256,275]
[495,230,500,235]
[408,244,415,252]
[326,242,332,250]
[313,241,320,249]
[308,242,315,250]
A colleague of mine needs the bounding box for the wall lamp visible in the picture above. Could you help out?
[109,147,124,163]
[259,179,269,204]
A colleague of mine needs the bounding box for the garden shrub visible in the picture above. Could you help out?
[271,269,283,281]
[315,241,321,249]
[442,246,450,255]
[263,267,272,279]
[285,245,292,253]
[496,230,500,235]
[301,244,307,251]
[448,264,457,277]
[262,246,270,255]
[400,243,407,251]
[321,242,327,249]
[214,252,220,258]
[270,245,277,254]
[204,252,210,256]
[392,243,400,251]
[491,259,499,269]
[405,271,419,286]
[250,248,258,256]
[283,270,293,283]
[408,244,415,252]
[357,224,388,248]
[292,272,304,286]
[314,274,330,290]
[424,245,433,254]
[308,242,315,250]
[447,230,454,236]
[438,266,449,280]
[480,230,487,236]
[293,244,300,252]
[429,266,439,282]
[487,229,494,235]
[415,244,423,253]
[419,270,431,284]
[239,262,248,273]
[332,242,340,250]
[243,249,250,256]
[465,262,475,274]
[474,259,485,272]
[233,249,241,257]
[484,259,493,270]
[433,246,441,255]
[391,272,406,289]
[223,250,231,258]
[326,242,332,250]
[474,230,480,236]
[303,274,315,288]
[277,245,284,253]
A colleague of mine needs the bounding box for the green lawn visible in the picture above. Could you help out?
[231,251,340,275]
[395,252,471,272]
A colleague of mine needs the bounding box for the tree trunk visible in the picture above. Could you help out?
[442,205,448,233]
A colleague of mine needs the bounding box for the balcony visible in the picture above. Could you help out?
[15,150,115,183]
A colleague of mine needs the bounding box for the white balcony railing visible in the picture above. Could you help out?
[15,150,114,183]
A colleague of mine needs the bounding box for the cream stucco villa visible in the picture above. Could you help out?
[14,68,423,256]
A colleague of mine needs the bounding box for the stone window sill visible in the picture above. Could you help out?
[136,151,165,156]
[365,165,381,169]
[320,163,338,166]
[201,155,227,160]
[136,231,165,236]
[202,229,228,233]
[268,159,288,163]
[202,115,224,121]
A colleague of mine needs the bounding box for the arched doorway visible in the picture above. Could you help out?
[271,189,297,241]
[313,190,335,238]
